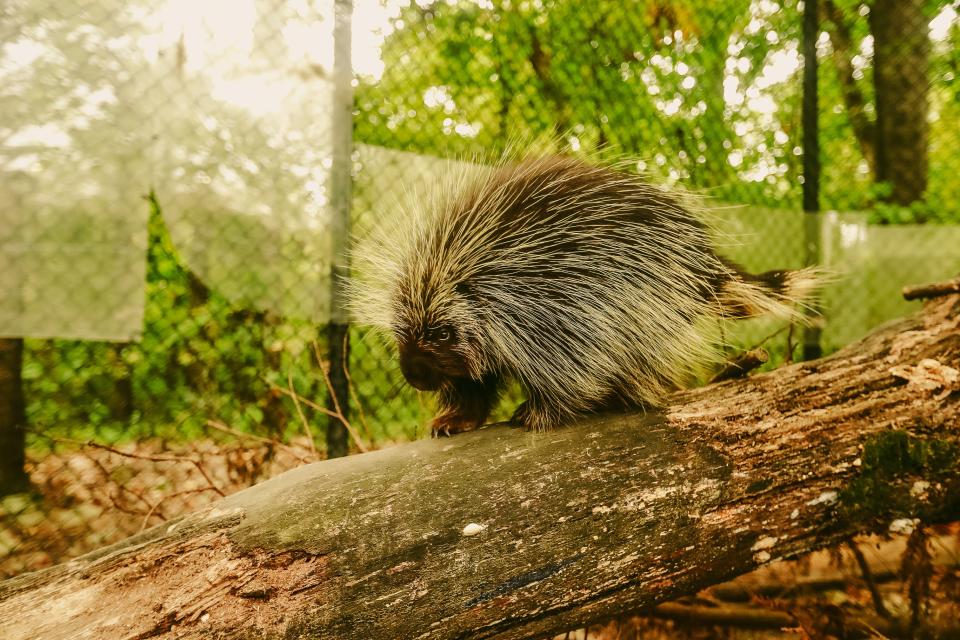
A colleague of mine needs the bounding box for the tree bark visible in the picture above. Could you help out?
[871,0,930,206]
[822,0,876,177]
[1,295,958,640]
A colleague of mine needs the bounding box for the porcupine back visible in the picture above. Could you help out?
[353,155,818,428]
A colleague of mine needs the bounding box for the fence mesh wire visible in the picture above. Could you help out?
[1,0,959,578]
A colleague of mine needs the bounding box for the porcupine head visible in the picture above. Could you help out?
[350,154,822,436]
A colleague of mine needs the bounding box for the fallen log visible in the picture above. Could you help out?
[1,295,958,640]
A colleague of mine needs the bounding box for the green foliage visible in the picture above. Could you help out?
[24,197,331,446]
[355,0,960,221]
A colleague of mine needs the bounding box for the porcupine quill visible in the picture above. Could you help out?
[350,154,821,435]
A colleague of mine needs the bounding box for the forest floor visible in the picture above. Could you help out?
[2,436,958,639]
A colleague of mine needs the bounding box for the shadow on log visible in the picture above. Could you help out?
[1,295,958,639]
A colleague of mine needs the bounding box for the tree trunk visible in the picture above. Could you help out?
[822,0,876,176]
[871,0,930,206]
[1,295,958,640]
[106,342,135,422]
[0,338,28,496]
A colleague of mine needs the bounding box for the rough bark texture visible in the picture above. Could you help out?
[1,296,959,640]
[871,0,930,206]
[822,0,876,176]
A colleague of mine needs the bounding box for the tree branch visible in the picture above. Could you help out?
[0,296,958,639]
[710,348,769,382]
[903,276,960,301]
[847,540,891,619]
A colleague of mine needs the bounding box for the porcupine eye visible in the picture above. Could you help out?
[424,326,453,345]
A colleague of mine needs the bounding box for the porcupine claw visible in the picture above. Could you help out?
[430,412,482,438]
[510,400,544,432]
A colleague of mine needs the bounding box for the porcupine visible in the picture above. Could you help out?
[352,155,819,435]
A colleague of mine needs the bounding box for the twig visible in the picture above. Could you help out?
[84,441,199,464]
[314,341,346,418]
[312,341,370,453]
[649,601,914,638]
[745,324,789,352]
[848,541,892,619]
[106,489,156,519]
[902,526,933,633]
[265,364,369,453]
[710,348,769,383]
[341,332,373,442]
[84,441,225,497]
[138,497,169,531]
[902,276,960,301]
[710,562,960,604]
[267,381,339,419]
[190,459,226,497]
[138,487,222,532]
[288,371,317,457]
[86,453,157,513]
[205,420,312,464]
[785,322,796,366]
[648,601,795,629]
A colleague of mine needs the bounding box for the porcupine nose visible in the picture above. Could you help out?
[399,346,443,391]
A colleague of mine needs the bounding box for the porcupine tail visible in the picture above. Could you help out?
[717,264,825,323]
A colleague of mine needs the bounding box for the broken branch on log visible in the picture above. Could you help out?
[902,276,960,301]
[709,348,769,383]
[0,296,958,640]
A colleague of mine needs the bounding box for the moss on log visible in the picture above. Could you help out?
[1,296,958,640]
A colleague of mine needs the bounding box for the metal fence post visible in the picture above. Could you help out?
[802,0,823,361]
[0,338,28,495]
[326,0,354,458]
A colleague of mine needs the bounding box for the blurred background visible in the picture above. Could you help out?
[1,0,959,636]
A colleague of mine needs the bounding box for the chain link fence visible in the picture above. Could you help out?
[1,0,959,578]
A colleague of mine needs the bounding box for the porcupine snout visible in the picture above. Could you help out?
[398,342,445,391]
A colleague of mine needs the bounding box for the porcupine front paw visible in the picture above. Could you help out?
[431,412,483,437]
